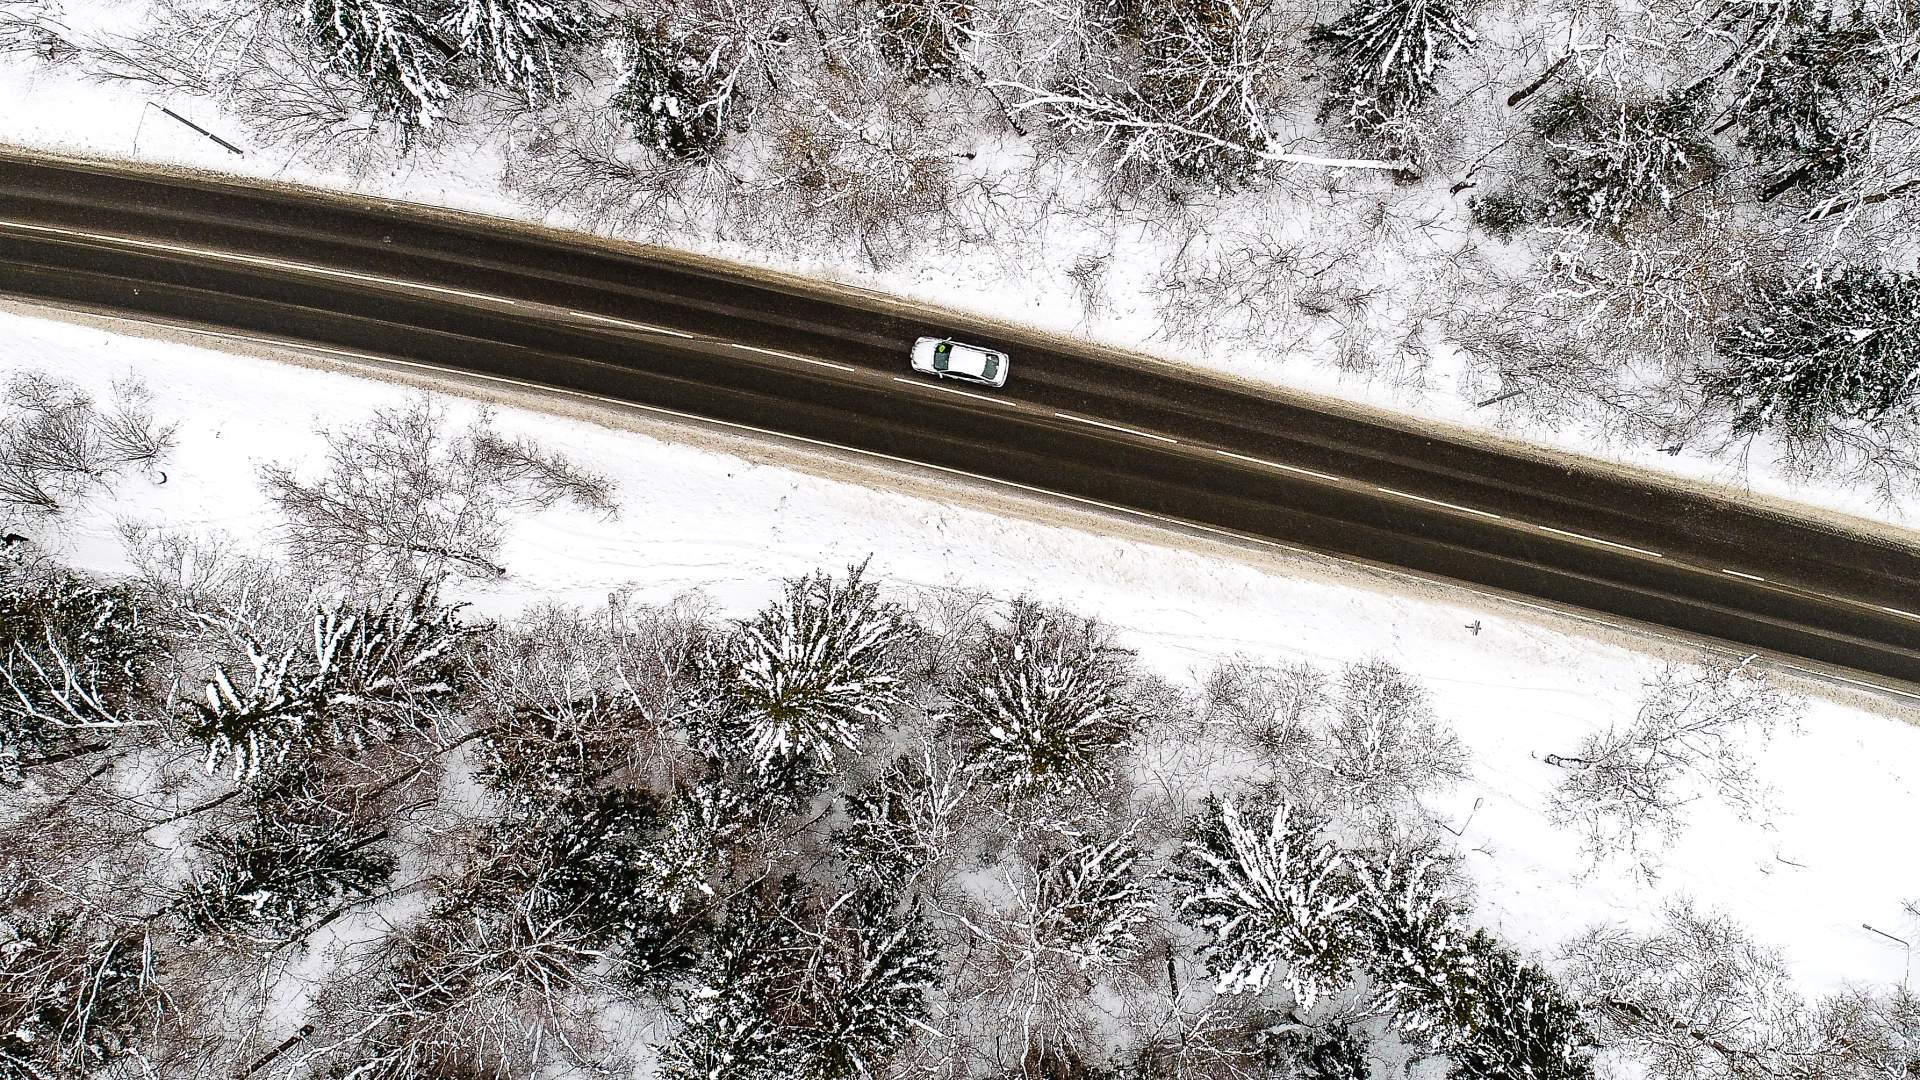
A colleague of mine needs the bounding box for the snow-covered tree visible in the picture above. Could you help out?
[697,563,915,775]
[1348,840,1472,1051]
[1257,1024,1373,1080]
[260,397,616,583]
[0,371,175,516]
[836,747,969,891]
[1531,82,1721,232]
[179,767,395,937]
[994,0,1302,189]
[1317,659,1469,817]
[663,881,938,1080]
[440,0,596,102]
[1308,0,1475,152]
[949,601,1145,800]
[1726,10,1880,197]
[614,0,789,162]
[871,0,972,81]
[1443,932,1594,1080]
[187,583,481,779]
[0,916,163,1080]
[1175,799,1360,1007]
[300,0,456,137]
[1543,660,1797,878]
[1,563,165,782]
[1024,836,1156,971]
[1707,268,1920,437]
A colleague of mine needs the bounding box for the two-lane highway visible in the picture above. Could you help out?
[0,150,1916,695]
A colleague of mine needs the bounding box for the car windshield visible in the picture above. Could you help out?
[933,342,949,371]
[980,355,998,380]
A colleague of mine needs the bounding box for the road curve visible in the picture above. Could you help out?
[0,150,1916,696]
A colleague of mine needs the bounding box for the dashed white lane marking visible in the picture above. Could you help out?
[0,219,519,305]
[1212,449,1345,483]
[1534,524,1665,559]
[726,342,858,372]
[1722,568,1767,582]
[1054,412,1179,444]
[567,310,694,338]
[1374,485,1504,520]
[891,376,1006,404]
[1882,605,1920,622]
[39,311,1920,706]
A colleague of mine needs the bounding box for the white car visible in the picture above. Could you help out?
[909,336,1010,388]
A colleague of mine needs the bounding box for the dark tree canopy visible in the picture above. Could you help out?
[1308,0,1476,147]
[1707,269,1920,436]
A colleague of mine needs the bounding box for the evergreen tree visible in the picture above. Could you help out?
[1349,843,1473,1051]
[440,0,596,102]
[1258,1024,1373,1080]
[1442,932,1594,1080]
[188,583,481,779]
[792,891,940,1080]
[1707,268,1920,437]
[1175,799,1361,1007]
[1027,837,1156,970]
[301,0,455,136]
[180,767,395,937]
[1729,14,1881,197]
[835,749,967,891]
[615,22,754,161]
[872,0,971,82]
[0,916,159,1079]
[0,563,164,781]
[1532,82,1720,231]
[1308,0,1475,148]
[697,564,914,775]
[949,602,1144,799]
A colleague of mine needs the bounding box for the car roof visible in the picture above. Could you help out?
[941,341,995,378]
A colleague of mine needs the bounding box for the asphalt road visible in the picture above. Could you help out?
[0,151,1916,696]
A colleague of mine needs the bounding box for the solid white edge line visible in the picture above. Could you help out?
[1881,605,1920,622]
[567,310,695,338]
[890,376,1005,404]
[726,342,858,372]
[1374,485,1503,520]
[1534,524,1665,559]
[1212,449,1345,483]
[1053,411,1179,444]
[0,219,521,305]
[1722,568,1767,582]
[54,314,1920,706]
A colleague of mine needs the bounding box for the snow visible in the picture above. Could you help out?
[0,20,1916,538]
[3,299,1914,1003]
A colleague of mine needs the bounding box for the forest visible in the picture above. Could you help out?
[1,373,1915,1079]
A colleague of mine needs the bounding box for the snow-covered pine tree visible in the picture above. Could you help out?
[0,563,164,781]
[188,584,481,779]
[1026,836,1157,971]
[614,16,759,161]
[1531,82,1721,231]
[1307,0,1475,149]
[948,601,1144,800]
[0,915,160,1079]
[697,564,914,776]
[660,879,812,1080]
[872,0,971,82]
[1257,1024,1373,1080]
[180,767,395,937]
[790,890,940,1078]
[301,0,455,137]
[1175,798,1361,1008]
[440,0,596,102]
[1727,11,1881,197]
[1348,841,1473,1052]
[1442,931,1594,1080]
[835,747,968,891]
[1707,268,1920,437]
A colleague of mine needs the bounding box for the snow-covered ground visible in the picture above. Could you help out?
[6,299,1914,1000]
[1,11,1916,540]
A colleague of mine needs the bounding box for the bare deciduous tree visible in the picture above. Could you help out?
[0,371,174,515]
[1543,659,1798,878]
[259,397,615,583]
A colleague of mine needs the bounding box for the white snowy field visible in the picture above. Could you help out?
[1,11,1917,540]
[5,299,1915,1001]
